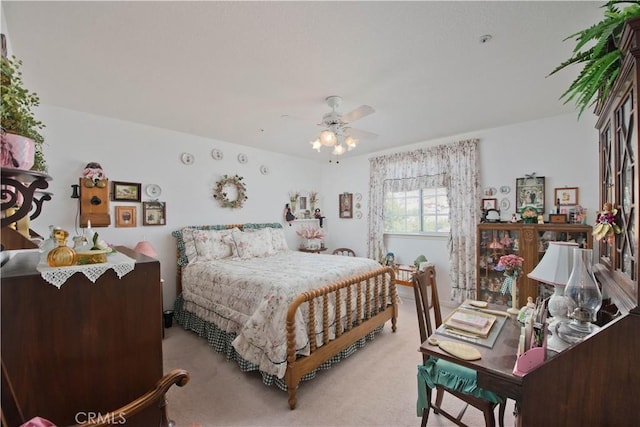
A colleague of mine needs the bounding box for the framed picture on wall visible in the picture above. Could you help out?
[112,181,141,202]
[554,187,579,206]
[115,206,137,227]
[516,176,545,213]
[482,198,498,210]
[142,201,166,226]
[339,193,353,218]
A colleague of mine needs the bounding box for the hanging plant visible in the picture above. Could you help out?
[548,1,640,118]
[213,174,248,209]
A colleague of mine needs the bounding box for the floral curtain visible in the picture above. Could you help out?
[368,139,480,302]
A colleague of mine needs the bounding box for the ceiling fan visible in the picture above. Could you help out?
[310,96,378,156]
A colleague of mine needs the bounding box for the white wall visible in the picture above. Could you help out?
[36,105,323,308]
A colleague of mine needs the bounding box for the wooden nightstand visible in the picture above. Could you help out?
[299,247,328,254]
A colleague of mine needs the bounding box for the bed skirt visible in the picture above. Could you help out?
[173,293,384,391]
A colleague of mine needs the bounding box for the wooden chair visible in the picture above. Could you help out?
[413,267,505,427]
[3,369,190,427]
[332,248,356,256]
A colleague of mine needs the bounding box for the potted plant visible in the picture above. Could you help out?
[1,38,46,172]
[549,1,640,118]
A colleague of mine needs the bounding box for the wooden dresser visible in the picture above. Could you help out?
[1,246,163,426]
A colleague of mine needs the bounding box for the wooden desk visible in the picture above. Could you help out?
[420,311,525,401]
[420,307,640,426]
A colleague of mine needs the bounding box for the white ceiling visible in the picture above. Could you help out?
[2,1,603,161]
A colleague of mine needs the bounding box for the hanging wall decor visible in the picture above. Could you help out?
[213,174,248,209]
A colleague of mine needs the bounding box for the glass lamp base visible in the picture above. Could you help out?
[556,320,601,345]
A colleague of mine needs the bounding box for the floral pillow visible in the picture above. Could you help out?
[192,229,233,261]
[173,226,235,265]
[227,228,275,259]
[270,227,290,252]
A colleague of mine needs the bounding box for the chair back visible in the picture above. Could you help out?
[332,248,356,256]
[412,266,443,347]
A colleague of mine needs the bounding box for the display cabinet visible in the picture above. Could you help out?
[477,223,592,307]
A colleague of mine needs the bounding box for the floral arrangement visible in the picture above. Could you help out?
[289,191,300,202]
[296,224,325,240]
[213,174,248,209]
[593,202,621,242]
[521,206,538,220]
[309,191,318,204]
[495,254,524,295]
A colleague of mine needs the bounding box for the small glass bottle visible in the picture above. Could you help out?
[47,229,78,267]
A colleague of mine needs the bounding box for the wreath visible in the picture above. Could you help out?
[213,174,248,209]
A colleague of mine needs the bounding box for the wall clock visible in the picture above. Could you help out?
[145,184,162,199]
[181,152,195,165]
[211,149,224,160]
[237,153,248,164]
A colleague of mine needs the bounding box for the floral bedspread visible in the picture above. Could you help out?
[181,251,383,378]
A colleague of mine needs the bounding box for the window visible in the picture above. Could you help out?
[384,187,450,233]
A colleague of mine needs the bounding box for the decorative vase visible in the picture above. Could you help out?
[523,217,536,224]
[304,238,322,250]
[290,200,297,213]
[47,235,78,267]
[0,132,35,170]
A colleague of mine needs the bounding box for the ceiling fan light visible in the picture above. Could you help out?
[320,130,337,146]
[310,138,322,152]
[345,136,358,149]
[332,144,346,156]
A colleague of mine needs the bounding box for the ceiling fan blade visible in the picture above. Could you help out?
[341,105,375,123]
[344,127,378,140]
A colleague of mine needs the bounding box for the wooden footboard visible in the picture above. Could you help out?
[284,266,397,409]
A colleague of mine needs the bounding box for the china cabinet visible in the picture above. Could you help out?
[477,223,592,307]
[506,18,640,426]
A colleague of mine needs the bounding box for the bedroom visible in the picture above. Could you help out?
[1,1,624,426]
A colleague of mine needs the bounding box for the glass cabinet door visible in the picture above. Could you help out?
[478,227,520,307]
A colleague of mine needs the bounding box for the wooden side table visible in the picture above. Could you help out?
[299,247,328,254]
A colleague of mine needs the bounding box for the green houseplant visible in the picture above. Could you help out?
[549,1,640,118]
[1,48,46,172]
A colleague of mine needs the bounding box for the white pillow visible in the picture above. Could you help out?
[192,228,234,261]
[180,227,199,264]
[270,227,289,252]
[228,228,274,259]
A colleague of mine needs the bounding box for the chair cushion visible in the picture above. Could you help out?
[416,358,503,416]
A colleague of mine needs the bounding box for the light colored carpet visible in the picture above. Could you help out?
[162,287,516,427]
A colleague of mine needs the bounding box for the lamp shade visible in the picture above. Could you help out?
[134,241,158,258]
[527,241,578,286]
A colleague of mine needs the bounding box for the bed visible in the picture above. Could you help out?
[172,223,397,409]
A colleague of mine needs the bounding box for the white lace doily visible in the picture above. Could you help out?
[37,251,136,289]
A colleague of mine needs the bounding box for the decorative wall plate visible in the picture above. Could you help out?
[211,149,224,160]
[145,184,162,198]
[237,153,248,164]
[181,152,195,165]
[483,187,497,196]
[355,193,363,201]
[260,165,270,175]
[355,211,363,219]
[500,186,511,194]
[500,198,510,210]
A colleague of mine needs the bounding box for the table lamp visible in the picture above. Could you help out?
[527,241,578,352]
[134,240,158,258]
[557,248,602,344]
